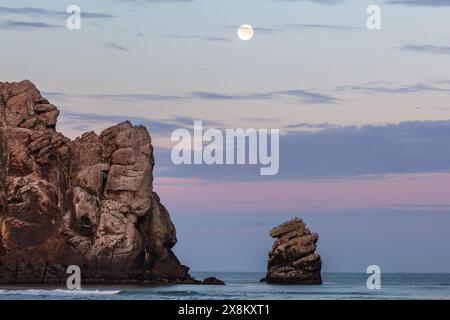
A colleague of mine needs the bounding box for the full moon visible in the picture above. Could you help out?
[237,24,254,41]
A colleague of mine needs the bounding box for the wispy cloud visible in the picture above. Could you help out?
[188,91,272,101]
[84,93,181,101]
[60,112,214,136]
[337,81,450,95]
[119,0,194,4]
[402,44,450,55]
[42,92,71,99]
[187,89,337,104]
[45,89,338,104]
[286,122,339,130]
[0,6,114,31]
[47,79,450,106]
[164,34,200,40]
[0,20,59,30]
[204,36,231,42]
[105,42,128,51]
[0,6,114,19]
[164,34,231,42]
[223,23,361,35]
[385,0,450,6]
[171,116,224,127]
[276,90,338,104]
[283,23,362,30]
[271,0,345,4]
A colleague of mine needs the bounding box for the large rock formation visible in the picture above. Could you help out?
[265,218,322,284]
[0,80,196,284]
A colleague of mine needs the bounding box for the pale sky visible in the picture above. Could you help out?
[1,0,450,272]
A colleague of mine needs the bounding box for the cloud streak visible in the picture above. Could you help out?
[0,6,114,19]
[46,89,338,104]
[119,0,194,4]
[283,23,362,30]
[337,81,450,95]
[46,79,450,107]
[272,0,345,4]
[402,44,450,55]
[105,42,128,51]
[223,23,361,35]
[165,34,231,42]
[0,20,60,30]
[385,0,450,6]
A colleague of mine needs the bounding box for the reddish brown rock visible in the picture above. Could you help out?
[0,80,194,284]
[265,218,322,285]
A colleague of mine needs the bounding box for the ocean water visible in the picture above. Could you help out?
[0,273,449,300]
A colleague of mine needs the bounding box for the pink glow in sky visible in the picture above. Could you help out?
[155,173,450,214]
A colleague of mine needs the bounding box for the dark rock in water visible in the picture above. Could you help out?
[171,278,202,285]
[265,218,322,285]
[0,80,196,285]
[202,277,225,285]
[259,277,267,283]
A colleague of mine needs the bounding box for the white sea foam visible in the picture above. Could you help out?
[0,289,120,296]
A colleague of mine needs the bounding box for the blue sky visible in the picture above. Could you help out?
[1,0,450,272]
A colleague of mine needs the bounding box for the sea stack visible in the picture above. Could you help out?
[0,80,196,284]
[265,218,322,284]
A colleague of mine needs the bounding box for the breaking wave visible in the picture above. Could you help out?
[0,289,121,297]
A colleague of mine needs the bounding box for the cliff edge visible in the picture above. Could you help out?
[0,80,196,284]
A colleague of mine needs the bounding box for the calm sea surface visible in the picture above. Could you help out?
[0,273,449,300]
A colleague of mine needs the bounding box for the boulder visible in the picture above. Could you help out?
[202,277,225,285]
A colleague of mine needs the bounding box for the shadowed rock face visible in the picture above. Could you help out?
[265,218,322,285]
[0,80,196,284]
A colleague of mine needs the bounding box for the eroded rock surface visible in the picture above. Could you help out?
[0,80,194,284]
[265,218,322,284]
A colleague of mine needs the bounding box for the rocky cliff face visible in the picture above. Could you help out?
[266,218,322,284]
[0,80,195,284]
